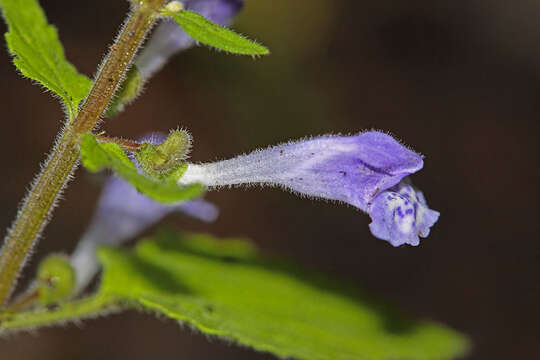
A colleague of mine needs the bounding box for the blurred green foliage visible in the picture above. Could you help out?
[96,231,468,360]
[36,254,76,305]
[1,230,469,359]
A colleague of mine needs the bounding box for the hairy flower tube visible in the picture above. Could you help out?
[177,131,440,246]
[136,0,244,78]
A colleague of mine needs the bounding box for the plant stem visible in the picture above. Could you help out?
[96,135,141,152]
[0,0,167,307]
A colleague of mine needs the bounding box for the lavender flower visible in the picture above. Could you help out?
[136,0,244,78]
[177,131,439,246]
[70,177,218,292]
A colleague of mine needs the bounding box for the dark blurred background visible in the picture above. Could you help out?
[0,0,539,359]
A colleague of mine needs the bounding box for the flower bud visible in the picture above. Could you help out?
[136,130,192,181]
[36,254,75,305]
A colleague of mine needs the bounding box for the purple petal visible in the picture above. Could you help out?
[368,179,440,247]
[136,0,244,78]
[179,131,423,212]
[92,177,217,243]
[184,0,244,25]
[176,198,219,222]
[177,131,439,246]
[136,132,168,145]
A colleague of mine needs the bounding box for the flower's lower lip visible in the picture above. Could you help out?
[368,179,439,246]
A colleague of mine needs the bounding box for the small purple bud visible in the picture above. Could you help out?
[177,131,439,246]
[136,0,244,78]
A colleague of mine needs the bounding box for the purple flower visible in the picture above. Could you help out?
[70,177,218,292]
[177,131,439,246]
[136,0,244,78]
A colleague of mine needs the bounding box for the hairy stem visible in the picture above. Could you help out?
[96,135,141,152]
[0,0,166,307]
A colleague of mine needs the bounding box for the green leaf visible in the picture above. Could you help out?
[0,0,92,118]
[80,134,204,203]
[101,232,469,359]
[0,231,469,359]
[166,9,269,55]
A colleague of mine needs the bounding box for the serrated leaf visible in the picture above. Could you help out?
[0,231,469,359]
[0,0,92,118]
[80,134,204,203]
[166,9,269,55]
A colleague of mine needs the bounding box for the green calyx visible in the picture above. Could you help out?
[36,254,75,305]
[136,130,192,181]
